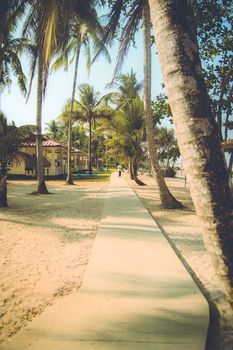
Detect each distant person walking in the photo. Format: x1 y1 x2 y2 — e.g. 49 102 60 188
117 164 122 177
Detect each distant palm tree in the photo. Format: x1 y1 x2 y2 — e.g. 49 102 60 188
45 119 62 141
107 96 146 185
104 71 147 184
52 17 109 184
74 83 112 174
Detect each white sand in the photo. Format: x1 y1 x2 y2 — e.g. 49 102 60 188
129 174 233 350
1 175 233 350
0 180 108 346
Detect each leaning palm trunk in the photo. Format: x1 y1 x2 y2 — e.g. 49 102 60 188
143 2 183 209
149 0 233 299
129 161 134 180
132 159 146 186
66 41 81 185
36 52 49 194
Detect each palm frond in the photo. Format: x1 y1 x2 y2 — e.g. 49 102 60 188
113 0 145 79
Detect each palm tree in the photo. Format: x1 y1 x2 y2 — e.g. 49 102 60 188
0 113 14 207
26 0 102 77
106 96 146 185
142 1 183 208
63 36 81 184
45 119 62 141
23 0 102 190
0 113 33 207
96 1 183 206
0 1 27 95
74 83 112 174
52 16 110 184
148 0 233 300
105 71 147 185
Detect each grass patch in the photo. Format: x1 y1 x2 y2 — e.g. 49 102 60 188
73 172 111 182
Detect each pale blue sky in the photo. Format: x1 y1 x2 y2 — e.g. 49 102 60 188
1 30 164 131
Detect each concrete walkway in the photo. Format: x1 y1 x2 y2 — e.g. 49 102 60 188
7 173 209 350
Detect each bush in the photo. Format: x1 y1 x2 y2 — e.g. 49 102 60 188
163 167 176 177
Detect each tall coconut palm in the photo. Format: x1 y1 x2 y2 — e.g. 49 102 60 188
148 0 233 300
142 1 183 208
24 0 106 189
52 17 110 184
96 0 182 206
23 0 101 190
62 36 81 185
0 1 28 204
23 15 49 194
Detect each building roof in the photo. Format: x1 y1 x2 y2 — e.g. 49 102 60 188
20 138 88 155
21 139 66 148
222 139 233 151
72 148 88 156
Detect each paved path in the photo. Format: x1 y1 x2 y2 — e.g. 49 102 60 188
7 173 209 350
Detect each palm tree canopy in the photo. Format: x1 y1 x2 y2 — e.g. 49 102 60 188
0 1 28 93
94 0 145 77
104 70 143 109
23 0 103 78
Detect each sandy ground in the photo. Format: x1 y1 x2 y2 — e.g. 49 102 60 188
1 174 233 350
129 173 233 350
0 179 108 347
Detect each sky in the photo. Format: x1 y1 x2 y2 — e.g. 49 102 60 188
0 30 164 132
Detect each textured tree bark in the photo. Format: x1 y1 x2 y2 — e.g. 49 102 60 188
149 0 233 300
142 2 183 209
0 177 8 207
129 160 133 180
36 52 49 194
132 160 146 186
66 41 81 185
129 161 134 180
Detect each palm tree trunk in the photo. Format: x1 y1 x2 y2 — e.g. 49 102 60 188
0 158 8 207
0 176 8 207
66 42 81 185
88 117 92 174
129 160 134 180
36 52 49 194
132 159 146 186
149 0 233 299
142 2 183 209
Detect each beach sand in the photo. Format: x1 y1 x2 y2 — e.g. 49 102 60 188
1 174 233 349
129 173 233 350
0 179 108 346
